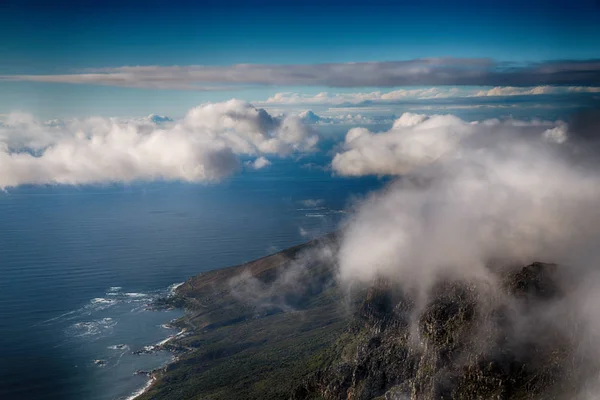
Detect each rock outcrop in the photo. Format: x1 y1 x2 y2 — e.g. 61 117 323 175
295 262 591 400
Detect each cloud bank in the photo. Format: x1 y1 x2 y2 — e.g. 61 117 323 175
331 110 600 395
0 100 317 188
261 88 463 106
334 110 600 293
3 58 600 89
473 85 600 97
331 113 565 176
260 86 600 107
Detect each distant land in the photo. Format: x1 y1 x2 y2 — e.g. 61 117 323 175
137 235 595 400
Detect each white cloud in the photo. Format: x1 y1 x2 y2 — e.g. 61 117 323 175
294 110 394 126
332 112 560 177
543 124 569 144
335 112 600 291
333 110 600 396
248 156 271 170
299 198 324 208
260 88 464 106
298 110 322 123
181 100 317 155
472 85 557 96
473 85 600 97
258 85 600 107
0 100 317 188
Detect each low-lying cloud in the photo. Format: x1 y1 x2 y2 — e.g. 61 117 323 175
334 110 600 302
0 100 317 188
332 113 565 177
331 110 600 396
246 156 271 170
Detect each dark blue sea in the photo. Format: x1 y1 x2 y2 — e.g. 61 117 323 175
0 128 386 400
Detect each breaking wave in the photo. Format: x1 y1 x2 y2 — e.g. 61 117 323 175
66 317 117 338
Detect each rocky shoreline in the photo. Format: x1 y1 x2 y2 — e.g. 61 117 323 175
132 235 345 400
126 293 193 399
127 321 192 399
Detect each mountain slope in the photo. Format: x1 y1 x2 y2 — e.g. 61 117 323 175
138 234 347 400
294 263 587 400
140 237 595 400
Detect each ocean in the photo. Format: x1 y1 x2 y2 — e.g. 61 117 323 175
0 136 386 400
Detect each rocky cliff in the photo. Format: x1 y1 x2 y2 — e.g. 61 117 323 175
294 262 593 400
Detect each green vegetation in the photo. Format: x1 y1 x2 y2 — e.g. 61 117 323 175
138 236 348 400
139 237 589 400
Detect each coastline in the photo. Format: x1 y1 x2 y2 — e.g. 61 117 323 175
126 326 188 400
125 283 189 400
126 233 341 400
124 377 156 400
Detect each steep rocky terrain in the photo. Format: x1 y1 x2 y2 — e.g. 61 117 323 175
140 237 596 400
294 262 591 400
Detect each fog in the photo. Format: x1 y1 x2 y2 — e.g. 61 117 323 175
330 111 600 396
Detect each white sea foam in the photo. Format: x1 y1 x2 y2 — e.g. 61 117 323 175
45 287 157 330
122 376 155 400
38 309 79 325
124 293 147 298
50 282 184 339
108 344 129 351
168 282 184 291
68 317 117 338
91 297 117 304
85 298 118 312
155 337 172 347
155 328 187 347
63 283 185 399
305 213 326 218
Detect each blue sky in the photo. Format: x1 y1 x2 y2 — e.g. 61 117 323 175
1 0 599 117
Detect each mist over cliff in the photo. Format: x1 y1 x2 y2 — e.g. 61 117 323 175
310 110 600 399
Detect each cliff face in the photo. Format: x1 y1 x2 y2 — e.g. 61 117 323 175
295 262 588 400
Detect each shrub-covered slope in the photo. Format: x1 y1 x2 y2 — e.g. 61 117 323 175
140 236 594 400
